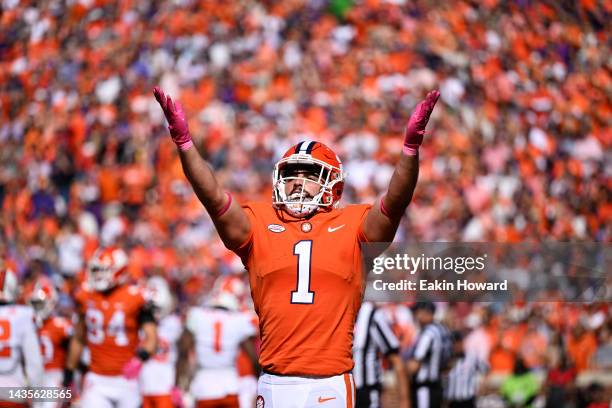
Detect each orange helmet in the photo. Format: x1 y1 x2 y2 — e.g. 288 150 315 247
273 141 345 217
87 247 129 292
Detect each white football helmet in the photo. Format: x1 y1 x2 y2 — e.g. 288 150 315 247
0 266 19 303
206 275 246 311
26 278 58 325
207 292 240 311
87 247 129 292
147 276 174 319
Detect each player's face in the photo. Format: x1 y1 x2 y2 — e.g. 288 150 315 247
453 338 464 355
283 166 322 200
415 309 434 326
89 264 115 292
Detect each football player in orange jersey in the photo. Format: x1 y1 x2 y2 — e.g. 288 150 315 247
154 87 440 407
26 277 73 408
63 247 158 408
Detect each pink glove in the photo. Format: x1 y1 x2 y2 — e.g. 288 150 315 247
153 86 194 151
403 90 440 156
122 357 143 379
170 386 183 407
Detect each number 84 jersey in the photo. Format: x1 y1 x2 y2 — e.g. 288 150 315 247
74 284 147 376
234 201 372 377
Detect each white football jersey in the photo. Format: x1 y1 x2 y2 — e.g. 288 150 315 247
0 305 44 388
140 314 182 395
186 307 256 369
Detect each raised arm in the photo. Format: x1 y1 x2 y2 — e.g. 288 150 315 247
361 90 440 242
175 328 195 390
153 87 250 249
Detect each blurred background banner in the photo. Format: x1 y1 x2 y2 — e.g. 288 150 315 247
362 242 611 303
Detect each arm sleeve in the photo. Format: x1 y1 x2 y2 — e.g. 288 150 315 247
138 303 157 325
22 315 44 387
356 204 374 243
412 329 433 361
371 308 400 356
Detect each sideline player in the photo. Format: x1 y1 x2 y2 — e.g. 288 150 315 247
154 87 440 407
140 276 182 408
176 283 258 407
0 263 44 407
26 277 73 408
209 274 260 408
63 247 157 408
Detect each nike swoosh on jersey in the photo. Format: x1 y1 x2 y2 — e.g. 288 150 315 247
327 225 345 232
318 397 337 403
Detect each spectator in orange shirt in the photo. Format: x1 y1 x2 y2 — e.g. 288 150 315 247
566 324 598 372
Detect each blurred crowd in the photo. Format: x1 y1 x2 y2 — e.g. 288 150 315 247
0 0 610 404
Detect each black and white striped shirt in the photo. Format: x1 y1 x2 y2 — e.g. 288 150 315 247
353 302 400 389
445 353 489 401
411 323 452 385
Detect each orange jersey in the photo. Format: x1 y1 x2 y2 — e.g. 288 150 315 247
38 317 72 370
234 201 371 376
75 285 147 376
236 349 254 377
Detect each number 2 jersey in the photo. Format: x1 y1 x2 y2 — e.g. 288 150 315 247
74 284 149 376
0 304 43 388
233 201 371 376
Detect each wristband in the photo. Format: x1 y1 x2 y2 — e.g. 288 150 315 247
136 348 152 362
62 369 74 387
402 144 419 156
177 139 194 151
215 192 233 217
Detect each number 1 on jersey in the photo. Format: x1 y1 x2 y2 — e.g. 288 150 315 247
291 240 314 304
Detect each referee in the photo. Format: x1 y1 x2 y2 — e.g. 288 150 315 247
353 301 410 408
445 331 489 408
407 301 451 408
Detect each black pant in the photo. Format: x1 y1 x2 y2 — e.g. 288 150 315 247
356 386 381 408
410 383 443 408
449 398 476 408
